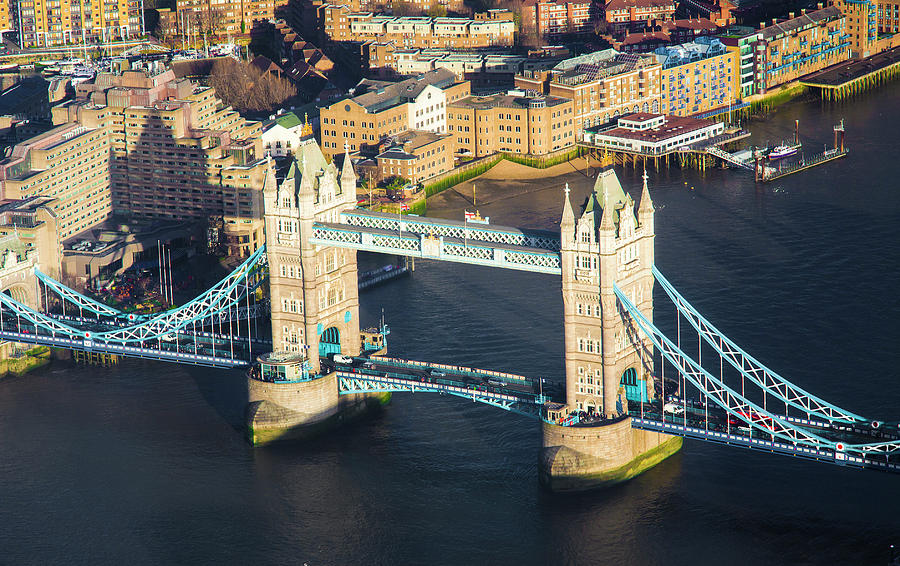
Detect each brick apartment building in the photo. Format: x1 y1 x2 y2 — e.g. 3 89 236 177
0 62 269 245
516 50 662 136
320 6 515 48
319 68 470 156
448 92 575 156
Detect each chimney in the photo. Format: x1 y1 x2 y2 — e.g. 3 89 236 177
760 21 765 28
801 8 807 14
772 18 778 25
817 2 823 8
788 11 795 18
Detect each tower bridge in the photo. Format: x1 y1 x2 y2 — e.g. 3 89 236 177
0 138 897 491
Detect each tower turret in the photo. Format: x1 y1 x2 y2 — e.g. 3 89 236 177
638 168 654 230
340 143 357 205
561 183 575 241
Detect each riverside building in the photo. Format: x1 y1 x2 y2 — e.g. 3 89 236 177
448 92 575 157
320 7 515 48
720 6 850 96
16 0 145 48
654 37 740 116
319 68 470 157
515 50 662 138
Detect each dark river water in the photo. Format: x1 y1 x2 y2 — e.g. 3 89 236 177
1 87 899 566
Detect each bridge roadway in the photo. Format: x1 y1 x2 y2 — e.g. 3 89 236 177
330 355 900 472
0 313 257 368
333 355 551 419
628 398 900 473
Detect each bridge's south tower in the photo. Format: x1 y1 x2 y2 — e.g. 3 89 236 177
540 165 682 491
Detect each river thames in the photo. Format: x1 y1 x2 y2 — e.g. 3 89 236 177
0 86 898 565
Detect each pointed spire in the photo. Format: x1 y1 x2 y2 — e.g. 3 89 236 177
599 197 615 233
299 153 314 192
341 138 356 182
639 167 653 213
561 183 575 229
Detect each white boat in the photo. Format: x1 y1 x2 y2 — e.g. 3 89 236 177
768 143 800 160
464 210 489 224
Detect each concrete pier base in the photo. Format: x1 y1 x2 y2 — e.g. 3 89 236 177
246 372 391 446
539 417 682 492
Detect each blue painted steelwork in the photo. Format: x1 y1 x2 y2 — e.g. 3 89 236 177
630 416 900 473
621 367 647 403
35 269 125 318
309 223 562 274
337 369 544 420
615 284 900 459
339 209 561 251
319 327 341 357
0 246 266 344
652 266 865 423
0 328 248 368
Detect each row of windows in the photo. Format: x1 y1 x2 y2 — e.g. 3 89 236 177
576 302 601 317
281 297 303 314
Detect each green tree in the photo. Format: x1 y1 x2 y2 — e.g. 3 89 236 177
426 2 448 17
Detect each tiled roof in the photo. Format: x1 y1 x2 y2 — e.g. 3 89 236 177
349 68 458 113
760 6 842 40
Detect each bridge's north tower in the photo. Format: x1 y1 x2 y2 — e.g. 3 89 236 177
263 140 361 373
247 139 385 445
541 164 682 491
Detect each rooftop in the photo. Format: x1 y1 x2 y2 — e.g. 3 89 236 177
451 93 569 109
759 6 842 40
346 68 459 113
590 113 718 142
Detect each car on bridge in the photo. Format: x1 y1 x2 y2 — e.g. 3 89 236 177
429 369 446 377
663 402 685 416
333 354 353 364
487 378 506 387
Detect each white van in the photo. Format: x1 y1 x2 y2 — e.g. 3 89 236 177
663 402 685 415
333 354 353 364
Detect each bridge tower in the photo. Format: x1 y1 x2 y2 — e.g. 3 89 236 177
540 164 682 491
247 139 387 446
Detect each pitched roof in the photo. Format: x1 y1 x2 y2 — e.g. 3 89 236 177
348 68 458 113
582 166 628 225
274 112 303 130
760 6 842 40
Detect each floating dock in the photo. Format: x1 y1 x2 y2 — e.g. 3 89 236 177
756 121 847 182
758 148 848 182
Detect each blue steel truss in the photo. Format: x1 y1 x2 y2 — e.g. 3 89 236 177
653 267 865 423
614 284 900 458
0 246 266 346
309 223 562 274
35 269 125 318
337 370 545 419
340 209 561 251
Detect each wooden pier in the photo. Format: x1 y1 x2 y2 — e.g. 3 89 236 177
73 351 119 366
578 128 750 172
800 46 900 101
